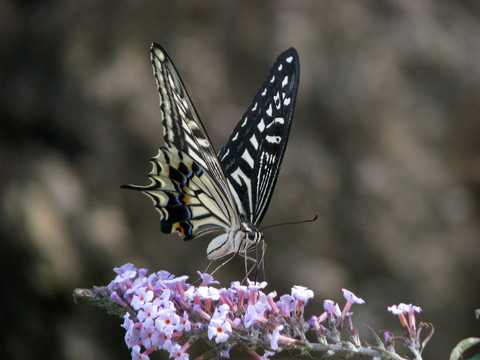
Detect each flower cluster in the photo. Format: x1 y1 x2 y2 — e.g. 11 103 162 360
102 264 435 359
107 264 365 360
386 303 431 357
308 288 365 346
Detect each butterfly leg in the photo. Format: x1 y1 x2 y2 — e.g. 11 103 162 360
200 253 238 285
260 241 267 281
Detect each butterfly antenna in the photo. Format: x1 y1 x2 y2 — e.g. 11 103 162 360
261 214 318 231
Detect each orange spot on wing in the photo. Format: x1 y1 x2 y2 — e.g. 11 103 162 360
174 223 186 237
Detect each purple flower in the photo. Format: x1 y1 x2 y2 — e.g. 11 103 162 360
342 289 364 305
108 264 138 295
340 289 364 321
179 311 192 332
212 303 231 320
277 294 294 316
122 313 141 348
387 304 404 315
131 345 149 360
230 281 248 294
220 347 232 358
197 286 220 301
309 315 321 332
137 302 159 322
140 318 161 349
131 289 154 310
138 268 148 277
247 279 267 304
291 285 314 302
262 350 275 359
323 300 341 318
155 308 180 335
266 291 279 314
197 271 219 285
383 331 394 346
388 303 422 334
231 281 248 310
169 343 189 359
114 263 136 276
247 279 268 291
110 291 130 308
291 285 313 315
244 302 268 328
193 303 211 321
156 270 174 281
183 286 196 302
270 324 284 350
208 318 232 343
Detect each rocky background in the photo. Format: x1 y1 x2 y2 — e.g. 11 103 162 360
1 1 480 359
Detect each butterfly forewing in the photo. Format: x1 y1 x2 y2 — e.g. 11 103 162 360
218 48 299 225
148 44 239 225
150 44 232 202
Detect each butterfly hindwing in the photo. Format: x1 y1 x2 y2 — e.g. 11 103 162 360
218 48 299 225
127 147 232 239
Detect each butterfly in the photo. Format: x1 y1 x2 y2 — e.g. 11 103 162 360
123 43 299 262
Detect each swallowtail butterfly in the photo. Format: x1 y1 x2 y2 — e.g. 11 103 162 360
123 44 299 261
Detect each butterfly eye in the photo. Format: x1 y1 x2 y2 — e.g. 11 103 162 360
248 231 256 240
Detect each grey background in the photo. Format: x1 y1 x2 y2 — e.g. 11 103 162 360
2 1 480 359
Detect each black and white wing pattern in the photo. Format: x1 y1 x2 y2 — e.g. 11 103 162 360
218 47 299 225
123 44 299 261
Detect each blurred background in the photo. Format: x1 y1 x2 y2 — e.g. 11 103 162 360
1 1 480 359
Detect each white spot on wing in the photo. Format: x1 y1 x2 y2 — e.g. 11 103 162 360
250 134 258 149
230 168 253 214
251 102 258 111
232 133 239 141
266 117 284 128
226 178 246 217
266 135 281 143
261 88 267 96
266 104 272 117
198 138 210 148
220 148 230 160
273 93 280 108
278 64 283 71
242 149 254 168
282 76 289 87
286 56 293 63
231 168 244 185
283 97 291 106
257 119 265 132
